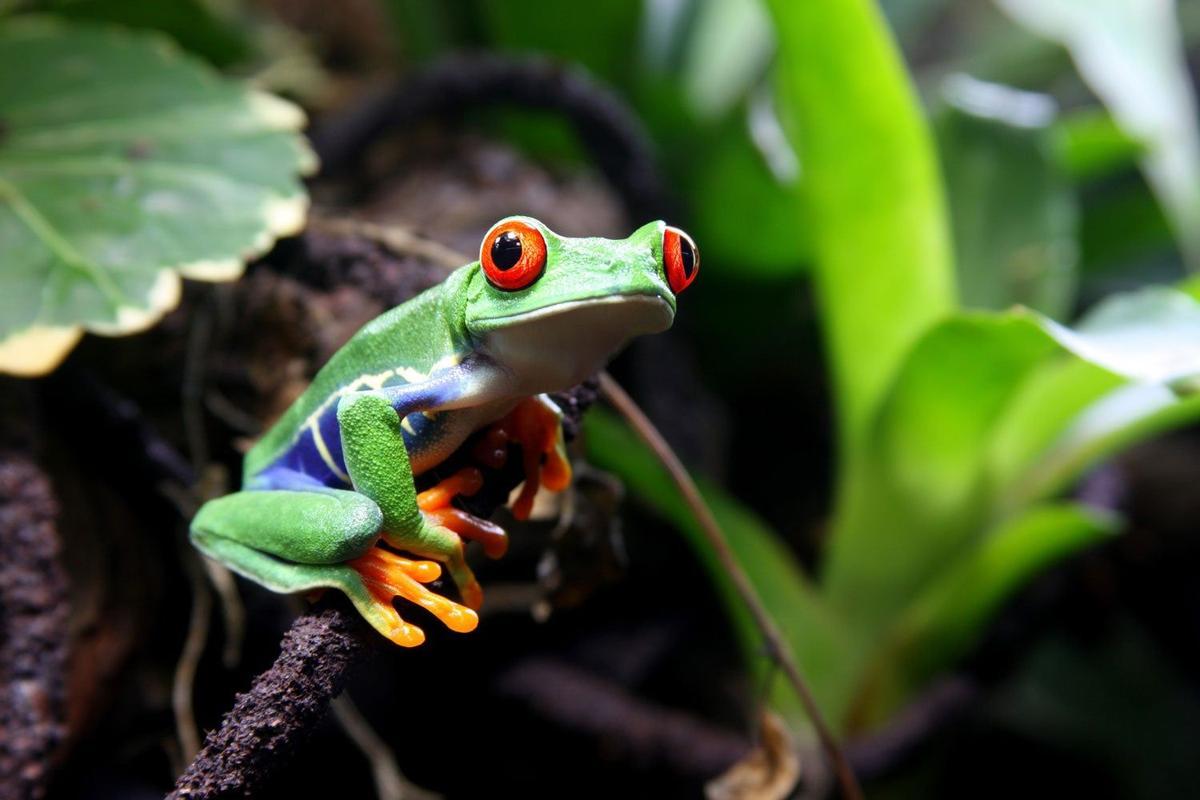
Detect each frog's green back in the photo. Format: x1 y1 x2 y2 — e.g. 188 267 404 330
243 266 475 480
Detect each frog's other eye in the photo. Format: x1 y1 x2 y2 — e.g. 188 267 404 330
481 219 547 291
663 226 699 294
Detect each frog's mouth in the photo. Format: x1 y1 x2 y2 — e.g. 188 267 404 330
475 293 674 391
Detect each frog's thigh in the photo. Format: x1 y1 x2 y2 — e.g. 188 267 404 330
191 488 382 565
336 392 423 534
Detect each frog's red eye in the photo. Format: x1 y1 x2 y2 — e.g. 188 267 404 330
480 219 547 291
663 226 699 294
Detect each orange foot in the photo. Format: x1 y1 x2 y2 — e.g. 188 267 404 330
417 466 509 559
472 396 572 520
348 545 479 647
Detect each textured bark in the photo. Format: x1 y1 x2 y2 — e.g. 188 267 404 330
0 455 69 800
169 606 371 799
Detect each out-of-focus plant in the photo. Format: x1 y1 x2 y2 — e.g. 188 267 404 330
0 15 314 375
580 0 1200 745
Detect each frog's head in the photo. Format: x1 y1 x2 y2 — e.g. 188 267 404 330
464 216 698 391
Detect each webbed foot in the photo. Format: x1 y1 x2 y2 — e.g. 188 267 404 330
348 545 479 647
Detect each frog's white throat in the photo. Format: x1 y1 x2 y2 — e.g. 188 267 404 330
480 294 673 393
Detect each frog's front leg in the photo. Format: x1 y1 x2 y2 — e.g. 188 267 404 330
337 392 485 610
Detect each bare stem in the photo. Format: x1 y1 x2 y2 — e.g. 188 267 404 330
597 371 863 800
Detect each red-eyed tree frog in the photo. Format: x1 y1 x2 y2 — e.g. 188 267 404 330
191 216 699 646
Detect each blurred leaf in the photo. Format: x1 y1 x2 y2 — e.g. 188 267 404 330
765 0 956 466
854 503 1118 728
996 258 1200 510
997 0 1200 269
1079 172 1176 275
681 0 773 121
706 710 800 800
681 111 808 276
880 0 951 43
1038 286 1200 385
0 18 314 375
1052 109 1144 181
937 74 1079 317
985 358 1122 508
473 0 643 89
582 409 858 731
37 0 252 67
825 286 1200 640
823 314 1057 638
1005 383 1200 511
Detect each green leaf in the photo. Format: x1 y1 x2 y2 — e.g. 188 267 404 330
997 0 1200 268
984 358 1123 509
822 314 1059 639
679 110 809 277
852 503 1118 728
473 0 643 90
1037 286 1200 386
764 0 956 468
936 74 1079 317
582 409 858 732
1003 383 1200 511
0 17 314 376
1052 109 1145 181
679 0 773 121
825 286 1200 649
36 0 254 67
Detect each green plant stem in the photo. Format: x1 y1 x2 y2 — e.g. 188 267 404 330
597 371 862 800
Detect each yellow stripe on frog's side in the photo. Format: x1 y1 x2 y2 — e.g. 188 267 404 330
310 421 351 483
295 353 463 478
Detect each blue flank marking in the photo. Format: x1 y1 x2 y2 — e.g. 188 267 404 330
262 427 351 489
317 403 346 471
253 401 449 492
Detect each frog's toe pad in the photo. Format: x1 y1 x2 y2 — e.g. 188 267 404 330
349 546 479 643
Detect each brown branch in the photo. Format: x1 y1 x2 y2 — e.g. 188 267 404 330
496 657 750 781
597 372 864 800
169 604 374 799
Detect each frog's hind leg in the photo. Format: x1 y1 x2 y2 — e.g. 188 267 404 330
191 488 477 646
338 392 485 610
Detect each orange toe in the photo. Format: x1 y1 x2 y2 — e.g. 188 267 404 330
350 545 479 641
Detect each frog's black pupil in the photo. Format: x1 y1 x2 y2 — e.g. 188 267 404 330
491 232 523 270
680 239 696 278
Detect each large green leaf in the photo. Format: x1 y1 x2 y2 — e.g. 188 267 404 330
0 17 314 375
825 287 1200 643
997 0 1200 268
822 314 1058 639
937 74 1079 318
764 0 956 474
851 503 1118 728
582 409 858 732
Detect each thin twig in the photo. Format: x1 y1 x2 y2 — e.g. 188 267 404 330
331 694 440 800
597 372 863 800
173 545 213 763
